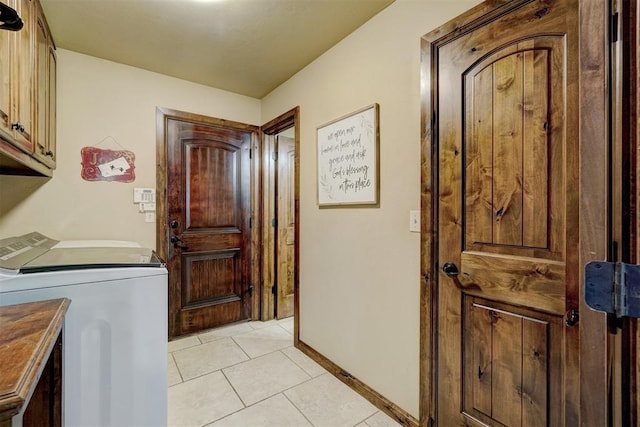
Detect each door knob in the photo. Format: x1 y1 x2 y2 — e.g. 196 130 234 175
442 262 459 277
565 309 579 327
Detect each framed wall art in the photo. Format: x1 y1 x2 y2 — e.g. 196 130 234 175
316 103 379 207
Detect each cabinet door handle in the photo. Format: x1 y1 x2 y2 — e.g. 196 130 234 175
45 151 54 157
11 122 24 132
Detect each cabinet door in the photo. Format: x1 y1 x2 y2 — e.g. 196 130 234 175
34 6 54 167
12 0 34 153
0 0 12 140
47 44 56 168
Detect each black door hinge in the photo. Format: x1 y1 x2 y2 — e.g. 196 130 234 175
611 12 619 43
272 218 277 228
586 261 640 318
248 284 254 296
271 284 277 295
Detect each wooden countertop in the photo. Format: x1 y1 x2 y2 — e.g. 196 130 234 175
0 298 70 420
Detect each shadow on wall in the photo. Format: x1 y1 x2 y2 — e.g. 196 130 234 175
0 175 49 218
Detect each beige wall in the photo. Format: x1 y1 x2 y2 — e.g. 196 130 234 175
0 50 261 248
261 0 480 417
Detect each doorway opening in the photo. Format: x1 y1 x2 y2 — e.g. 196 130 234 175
260 107 300 337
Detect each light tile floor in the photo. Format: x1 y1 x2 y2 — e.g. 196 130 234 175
168 317 402 427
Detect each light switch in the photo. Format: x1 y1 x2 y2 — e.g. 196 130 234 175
409 210 420 233
145 212 156 223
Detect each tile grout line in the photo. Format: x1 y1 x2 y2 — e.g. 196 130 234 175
203 350 314 427
170 320 337 426
281 391 317 427
218 348 316 408
275 320 294 334
229 335 254 360
282 372 382 427
203 347 322 415
169 351 185 384
168 338 247 387
220 368 250 409
279 347 324 378
167 340 200 353
169 339 294 389
170 320 258 350
198 323 264 342
354 411 377 427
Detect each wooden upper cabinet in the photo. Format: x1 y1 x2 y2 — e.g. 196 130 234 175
0 0 56 175
33 0 55 168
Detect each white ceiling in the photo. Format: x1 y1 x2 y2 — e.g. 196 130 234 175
39 0 395 99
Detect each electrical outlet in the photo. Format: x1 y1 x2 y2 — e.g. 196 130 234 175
409 210 420 232
144 212 156 223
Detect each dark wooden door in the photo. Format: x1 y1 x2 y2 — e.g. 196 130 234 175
432 1 583 425
276 135 295 319
166 117 252 338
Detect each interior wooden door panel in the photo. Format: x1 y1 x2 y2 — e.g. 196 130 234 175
429 1 582 425
463 297 563 426
276 135 295 319
182 250 240 306
465 39 562 254
166 118 252 337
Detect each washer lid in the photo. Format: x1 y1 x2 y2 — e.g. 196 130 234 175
53 240 141 248
20 247 164 273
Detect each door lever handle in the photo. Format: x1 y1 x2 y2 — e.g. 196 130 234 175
442 262 481 292
170 235 188 250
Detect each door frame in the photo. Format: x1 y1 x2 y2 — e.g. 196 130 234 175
612 0 640 422
155 107 261 337
419 1 609 425
259 107 300 329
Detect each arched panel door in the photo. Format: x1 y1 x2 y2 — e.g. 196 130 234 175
430 1 584 425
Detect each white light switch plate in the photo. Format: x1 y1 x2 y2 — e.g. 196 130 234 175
144 212 156 223
409 210 420 232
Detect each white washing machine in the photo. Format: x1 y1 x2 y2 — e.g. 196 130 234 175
0 232 168 427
